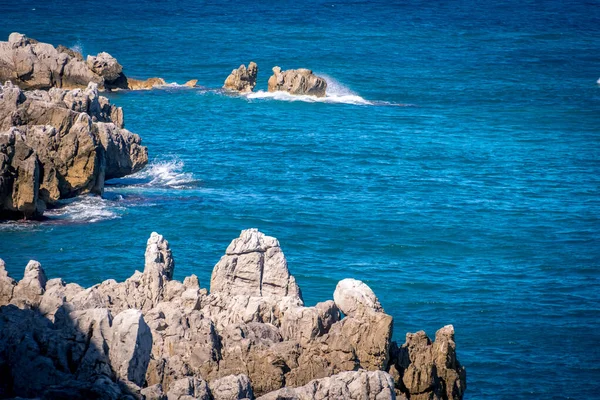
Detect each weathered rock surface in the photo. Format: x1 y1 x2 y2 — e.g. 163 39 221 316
257 370 396 400
224 62 258 93
0 33 196 92
388 326 467 400
334 278 384 317
267 66 327 97
0 229 466 399
0 81 148 219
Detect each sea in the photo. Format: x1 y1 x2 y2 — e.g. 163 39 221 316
1 0 599 398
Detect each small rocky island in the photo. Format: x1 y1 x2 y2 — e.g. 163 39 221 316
0 229 466 399
223 63 327 98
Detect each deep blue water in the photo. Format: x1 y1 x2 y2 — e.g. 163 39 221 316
1 0 599 398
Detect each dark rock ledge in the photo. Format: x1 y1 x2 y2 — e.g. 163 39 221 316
0 229 466 399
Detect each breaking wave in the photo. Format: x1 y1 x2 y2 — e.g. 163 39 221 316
44 195 125 223
108 159 199 189
246 74 373 105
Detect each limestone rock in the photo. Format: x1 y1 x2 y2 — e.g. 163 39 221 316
210 228 302 300
0 128 42 218
393 325 466 400
127 77 167 90
0 258 16 305
333 278 383 317
166 377 210 400
0 81 148 219
209 374 253 400
184 79 198 88
86 52 123 82
11 260 47 308
109 309 153 387
267 67 327 97
257 370 396 400
223 62 257 93
0 231 466 400
0 33 111 90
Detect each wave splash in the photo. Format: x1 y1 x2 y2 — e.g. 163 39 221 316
44 195 124 223
109 159 199 189
246 75 373 105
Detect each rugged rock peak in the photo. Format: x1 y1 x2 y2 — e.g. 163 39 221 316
223 62 258 93
391 325 467 400
267 66 327 97
144 232 175 279
211 229 302 300
0 232 466 399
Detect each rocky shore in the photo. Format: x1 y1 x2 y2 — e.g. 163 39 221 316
0 33 189 91
0 81 147 219
0 229 466 399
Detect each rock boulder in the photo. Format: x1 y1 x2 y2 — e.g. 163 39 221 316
267 66 327 97
223 62 258 93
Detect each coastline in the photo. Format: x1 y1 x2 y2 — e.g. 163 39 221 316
0 229 466 399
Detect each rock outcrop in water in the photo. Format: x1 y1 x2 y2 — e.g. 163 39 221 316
223 62 258 93
0 81 148 219
0 229 466 399
0 33 194 91
267 67 327 97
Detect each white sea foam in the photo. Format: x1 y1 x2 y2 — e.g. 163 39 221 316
117 159 199 188
44 195 124 223
246 74 373 105
70 41 84 56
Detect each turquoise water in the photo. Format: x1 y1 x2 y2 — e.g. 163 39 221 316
1 1 599 398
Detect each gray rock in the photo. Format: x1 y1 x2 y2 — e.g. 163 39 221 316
209 374 253 400
167 377 210 400
86 52 123 82
333 278 383 318
267 67 327 97
223 62 258 93
12 260 47 308
109 309 153 387
0 258 16 305
210 228 302 300
257 370 396 400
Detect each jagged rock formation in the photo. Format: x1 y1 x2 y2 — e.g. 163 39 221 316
267 67 327 97
0 229 466 399
223 62 258 93
0 33 195 91
0 81 148 219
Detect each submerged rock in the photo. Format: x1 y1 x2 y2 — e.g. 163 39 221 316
267 66 327 97
223 62 258 93
0 81 148 219
126 77 167 90
0 229 466 399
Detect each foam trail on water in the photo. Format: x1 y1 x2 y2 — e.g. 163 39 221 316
45 195 124 223
109 159 199 188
